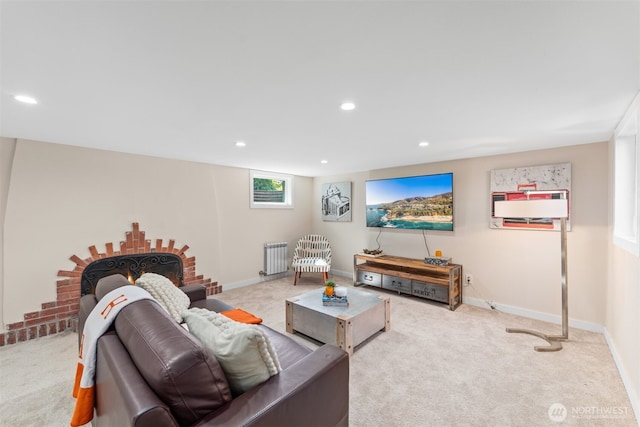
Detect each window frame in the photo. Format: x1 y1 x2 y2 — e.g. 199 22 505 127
250 170 294 209
613 93 640 256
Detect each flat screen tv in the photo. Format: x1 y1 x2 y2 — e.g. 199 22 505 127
365 173 453 231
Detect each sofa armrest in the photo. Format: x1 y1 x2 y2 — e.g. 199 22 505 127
78 294 98 348
95 334 179 427
181 284 207 303
182 284 236 313
195 344 349 427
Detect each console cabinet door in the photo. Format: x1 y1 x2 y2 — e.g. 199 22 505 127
357 270 382 287
382 275 412 294
412 280 448 303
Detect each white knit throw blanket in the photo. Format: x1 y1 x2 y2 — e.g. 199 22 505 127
135 272 190 323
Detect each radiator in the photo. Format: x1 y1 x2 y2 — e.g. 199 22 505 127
263 242 288 275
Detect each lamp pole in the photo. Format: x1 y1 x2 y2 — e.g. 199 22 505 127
503 189 569 352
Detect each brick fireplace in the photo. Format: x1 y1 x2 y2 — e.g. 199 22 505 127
0 223 220 347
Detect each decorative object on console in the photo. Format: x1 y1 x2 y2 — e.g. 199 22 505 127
425 249 451 265
424 256 451 266
494 189 570 352
362 248 383 256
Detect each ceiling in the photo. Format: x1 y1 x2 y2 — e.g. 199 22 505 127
1 1 638 177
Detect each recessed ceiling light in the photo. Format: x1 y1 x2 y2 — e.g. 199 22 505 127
235 141 246 147
340 102 355 111
320 160 328 164
419 141 430 147
14 95 38 104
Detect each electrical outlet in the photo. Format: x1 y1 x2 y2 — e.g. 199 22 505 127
464 273 473 286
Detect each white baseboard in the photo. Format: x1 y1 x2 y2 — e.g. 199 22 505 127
604 328 640 426
462 296 604 333
222 271 291 291
221 269 352 291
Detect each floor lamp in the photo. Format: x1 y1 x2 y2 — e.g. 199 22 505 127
494 190 569 352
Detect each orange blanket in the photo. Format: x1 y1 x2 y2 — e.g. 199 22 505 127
220 308 263 324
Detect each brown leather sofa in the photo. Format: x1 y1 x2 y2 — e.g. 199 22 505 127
78 275 350 426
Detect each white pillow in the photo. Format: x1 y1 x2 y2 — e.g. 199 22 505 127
135 273 190 323
183 307 281 396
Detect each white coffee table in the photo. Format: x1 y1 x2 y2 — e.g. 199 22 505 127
285 287 390 356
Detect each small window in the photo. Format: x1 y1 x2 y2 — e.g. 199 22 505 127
250 170 294 209
613 93 640 256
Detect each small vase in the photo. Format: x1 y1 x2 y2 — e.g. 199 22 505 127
325 286 334 297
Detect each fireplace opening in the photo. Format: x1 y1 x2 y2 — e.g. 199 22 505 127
81 252 184 296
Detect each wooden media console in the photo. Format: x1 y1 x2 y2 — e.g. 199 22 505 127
353 254 462 310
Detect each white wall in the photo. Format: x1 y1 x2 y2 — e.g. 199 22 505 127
0 138 17 332
314 142 609 329
601 12 640 418
606 98 640 418
1 139 312 327
210 164 313 287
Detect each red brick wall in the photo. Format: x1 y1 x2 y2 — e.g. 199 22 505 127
0 223 220 347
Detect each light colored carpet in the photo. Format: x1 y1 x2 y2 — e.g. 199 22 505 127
0 329 78 426
0 275 636 427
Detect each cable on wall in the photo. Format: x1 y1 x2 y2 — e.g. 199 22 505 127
421 229 432 257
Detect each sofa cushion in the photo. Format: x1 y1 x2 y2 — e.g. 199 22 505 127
256 324 313 369
135 272 190 322
183 308 282 396
115 299 232 426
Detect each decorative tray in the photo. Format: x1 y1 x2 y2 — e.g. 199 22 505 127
358 252 385 258
424 256 452 266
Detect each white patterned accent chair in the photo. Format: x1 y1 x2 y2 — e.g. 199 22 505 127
291 235 332 285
